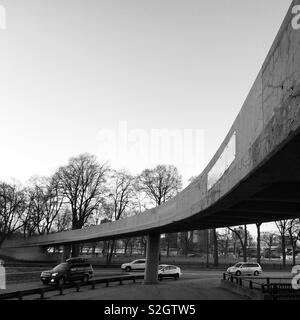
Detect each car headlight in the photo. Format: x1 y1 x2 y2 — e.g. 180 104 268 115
51 273 58 277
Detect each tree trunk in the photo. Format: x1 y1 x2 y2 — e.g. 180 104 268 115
92 243 96 256
288 229 297 266
107 240 115 265
130 242 133 256
206 230 210 268
213 229 219 266
282 235 286 268
143 240 147 257
256 223 261 264
166 235 170 257
224 237 229 259
243 225 248 262
292 241 297 266
124 240 128 256
102 241 107 256
71 244 80 257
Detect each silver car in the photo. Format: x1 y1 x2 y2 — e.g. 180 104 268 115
158 264 182 280
227 262 262 276
121 259 146 272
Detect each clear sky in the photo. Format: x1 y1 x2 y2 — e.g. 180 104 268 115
0 0 292 192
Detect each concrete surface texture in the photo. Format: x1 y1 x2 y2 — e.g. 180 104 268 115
1 1 300 257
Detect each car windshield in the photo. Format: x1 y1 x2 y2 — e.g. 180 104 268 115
52 263 68 272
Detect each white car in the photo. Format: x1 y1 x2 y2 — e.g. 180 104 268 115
158 264 182 281
121 259 146 272
227 262 262 276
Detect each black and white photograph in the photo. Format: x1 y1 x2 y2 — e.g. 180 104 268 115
1 0 300 311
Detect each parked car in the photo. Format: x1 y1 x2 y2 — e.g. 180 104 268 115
121 259 146 272
40 258 94 286
227 262 262 276
158 264 182 281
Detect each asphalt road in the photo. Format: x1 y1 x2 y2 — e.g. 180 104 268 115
0 269 293 300
2 268 127 293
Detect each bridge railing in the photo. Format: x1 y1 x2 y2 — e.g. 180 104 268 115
223 273 300 300
0 274 145 300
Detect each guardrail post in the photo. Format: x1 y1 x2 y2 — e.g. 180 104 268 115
223 273 226 280
266 278 270 293
230 275 233 283
106 280 109 287
133 277 136 284
76 284 80 292
119 280 123 285
272 285 278 301
249 281 253 289
59 286 64 296
40 289 45 300
91 282 95 290
239 278 242 286
18 292 23 300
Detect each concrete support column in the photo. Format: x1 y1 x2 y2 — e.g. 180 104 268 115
61 245 71 262
144 232 160 285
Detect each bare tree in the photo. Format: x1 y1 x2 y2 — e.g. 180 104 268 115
54 154 108 256
137 165 182 259
105 170 136 264
0 183 26 246
25 177 64 235
137 165 182 206
212 229 219 266
228 225 248 262
275 220 288 267
218 229 231 259
256 223 262 264
54 208 72 232
287 219 300 266
178 231 194 256
261 232 277 260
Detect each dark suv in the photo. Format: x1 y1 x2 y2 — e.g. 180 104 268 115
40 257 94 286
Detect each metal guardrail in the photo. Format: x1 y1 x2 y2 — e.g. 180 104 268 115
0 274 145 300
223 273 300 300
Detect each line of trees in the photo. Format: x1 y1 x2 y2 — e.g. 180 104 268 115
0 153 184 259
215 220 300 267
1 153 300 265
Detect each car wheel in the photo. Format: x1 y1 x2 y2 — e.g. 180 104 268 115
235 271 241 277
174 274 179 280
254 271 259 276
82 275 89 283
57 277 65 287
42 280 49 285
125 266 131 272
158 275 162 281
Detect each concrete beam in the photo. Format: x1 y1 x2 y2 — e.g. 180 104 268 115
144 233 160 285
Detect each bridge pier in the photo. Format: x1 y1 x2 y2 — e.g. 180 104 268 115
61 245 71 262
144 232 160 285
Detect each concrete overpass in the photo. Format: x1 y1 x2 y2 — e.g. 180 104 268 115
1 1 300 284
